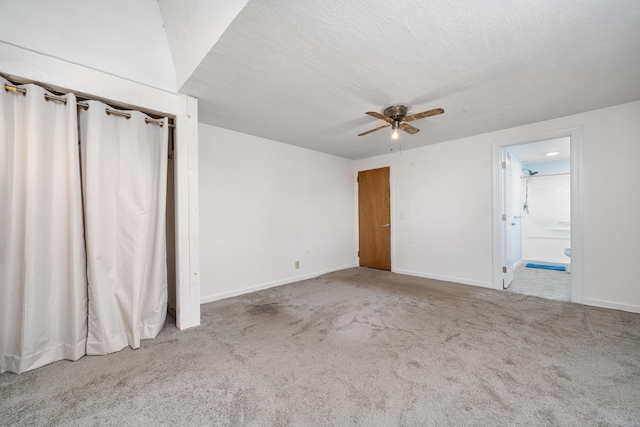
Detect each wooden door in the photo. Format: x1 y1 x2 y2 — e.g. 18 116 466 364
358 167 391 270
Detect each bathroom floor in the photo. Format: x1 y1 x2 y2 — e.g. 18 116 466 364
506 263 571 302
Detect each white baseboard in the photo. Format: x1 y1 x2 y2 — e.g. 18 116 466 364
200 263 359 304
582 298 640 314
512 259 525 270
393 268 493 289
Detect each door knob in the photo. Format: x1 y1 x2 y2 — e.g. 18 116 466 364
382 224 390 228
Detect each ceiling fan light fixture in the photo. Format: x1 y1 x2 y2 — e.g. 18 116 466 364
391 121 399 140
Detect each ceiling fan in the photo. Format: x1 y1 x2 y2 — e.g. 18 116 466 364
357 105 444 139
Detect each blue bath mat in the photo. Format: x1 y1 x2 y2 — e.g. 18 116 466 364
526 263 566 271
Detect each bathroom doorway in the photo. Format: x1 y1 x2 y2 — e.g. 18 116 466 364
500 137 572 302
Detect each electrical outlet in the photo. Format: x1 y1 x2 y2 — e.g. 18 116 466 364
295 261 300 270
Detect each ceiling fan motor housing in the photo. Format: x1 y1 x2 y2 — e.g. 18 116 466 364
383 105 408 121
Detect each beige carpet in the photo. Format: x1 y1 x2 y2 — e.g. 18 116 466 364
2 267 640 425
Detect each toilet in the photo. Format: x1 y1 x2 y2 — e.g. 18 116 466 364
564 248 571 273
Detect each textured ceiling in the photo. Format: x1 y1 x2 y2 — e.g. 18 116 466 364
181 0 640 160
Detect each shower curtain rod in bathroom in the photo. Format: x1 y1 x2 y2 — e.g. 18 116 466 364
4 83 175 128
521 172 569 179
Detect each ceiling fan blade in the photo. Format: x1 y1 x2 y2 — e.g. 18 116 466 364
365 111 394 123
399 122 420 135
358 124 390 136
404 108 445 122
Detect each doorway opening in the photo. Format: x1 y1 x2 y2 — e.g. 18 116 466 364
500 137 571 302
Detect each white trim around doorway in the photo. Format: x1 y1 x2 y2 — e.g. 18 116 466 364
491 127 583 304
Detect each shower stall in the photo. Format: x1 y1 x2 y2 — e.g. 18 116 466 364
521 167 571 269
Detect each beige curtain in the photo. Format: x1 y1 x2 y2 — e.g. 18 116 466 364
80 101 168 355
0 78 87 374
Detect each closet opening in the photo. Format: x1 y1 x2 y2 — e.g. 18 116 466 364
166 123 177 320
2 73 182 373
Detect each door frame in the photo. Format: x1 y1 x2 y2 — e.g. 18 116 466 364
173 95 201 330
491 127 583 304
355 163 395 272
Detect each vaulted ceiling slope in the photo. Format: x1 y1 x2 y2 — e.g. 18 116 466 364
0 0 177 91
0 0 248 93
1 1 639 160
181 0 640 159
158 0 249 89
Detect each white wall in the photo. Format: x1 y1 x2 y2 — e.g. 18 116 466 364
355 100 640 313
577 101 640 311
356 139 494 287
198 124 357 302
